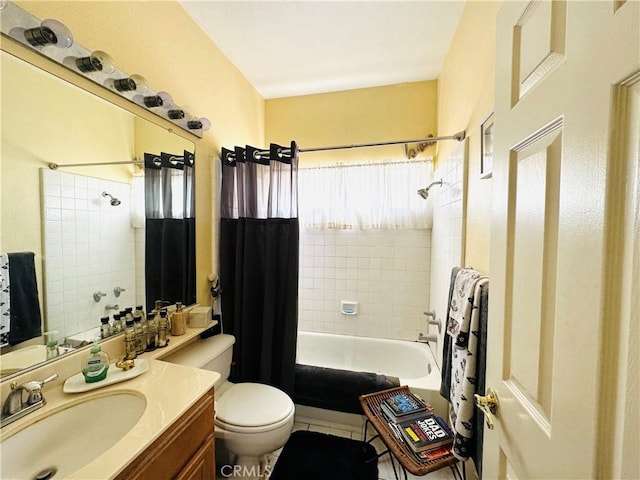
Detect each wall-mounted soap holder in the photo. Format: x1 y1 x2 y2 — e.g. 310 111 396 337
341 301 358 316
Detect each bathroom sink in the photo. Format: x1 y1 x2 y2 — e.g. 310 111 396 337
0 392 146 479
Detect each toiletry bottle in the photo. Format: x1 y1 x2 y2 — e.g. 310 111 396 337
145 311 158 351
157 309 169 348
170 302 187 336
100 316 111 339
81 340 110 383
134 305 145 331
124 319 137 360
134 304 145 319
45 331 59 360
133 315 145 355
112 313 123 334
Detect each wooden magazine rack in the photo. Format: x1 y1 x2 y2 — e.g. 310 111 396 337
359 386 459 477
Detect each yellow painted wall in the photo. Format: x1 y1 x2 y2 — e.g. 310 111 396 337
437 1 502 275
134 117 194 161
266 81 437 164
7 1 265 305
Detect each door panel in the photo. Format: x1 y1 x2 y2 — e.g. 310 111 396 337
485 1 639 478
508 123 561 425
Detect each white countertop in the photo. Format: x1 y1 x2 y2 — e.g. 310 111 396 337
0 326 220 479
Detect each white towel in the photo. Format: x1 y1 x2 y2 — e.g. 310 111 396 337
1 253 10 347
449 277 489 461
446 268 487 349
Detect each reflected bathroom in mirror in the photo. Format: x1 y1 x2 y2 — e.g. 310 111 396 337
0 50 195 378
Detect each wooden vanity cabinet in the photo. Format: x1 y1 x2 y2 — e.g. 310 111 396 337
115 387 215 480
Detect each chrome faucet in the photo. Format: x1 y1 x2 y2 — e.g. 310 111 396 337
418 332 438 343
1 373 58 428
423 310 442 333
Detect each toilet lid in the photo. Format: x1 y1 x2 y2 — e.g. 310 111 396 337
216 383 294 428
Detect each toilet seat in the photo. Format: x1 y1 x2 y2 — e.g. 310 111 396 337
215 383 294 434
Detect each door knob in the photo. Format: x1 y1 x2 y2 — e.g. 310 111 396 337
474 388 499 430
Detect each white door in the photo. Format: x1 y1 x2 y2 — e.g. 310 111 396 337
484 1 639 478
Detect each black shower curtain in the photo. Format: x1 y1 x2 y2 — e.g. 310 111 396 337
145 151 196 310
219 142 299 394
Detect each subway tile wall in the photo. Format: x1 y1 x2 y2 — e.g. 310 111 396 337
41 169 137 340
428 139 467 367
298 228 432 341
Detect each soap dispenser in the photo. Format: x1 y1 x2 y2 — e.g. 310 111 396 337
81 340 110 383
45 331 59 360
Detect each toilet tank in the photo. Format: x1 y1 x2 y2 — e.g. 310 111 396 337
162 334 235 386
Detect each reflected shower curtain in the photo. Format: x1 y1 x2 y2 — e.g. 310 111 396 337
219 142 299 394
145 151 196 310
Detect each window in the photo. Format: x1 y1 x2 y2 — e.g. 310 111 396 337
298 159 433 229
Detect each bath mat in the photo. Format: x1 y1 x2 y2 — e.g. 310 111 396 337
270 430 378 480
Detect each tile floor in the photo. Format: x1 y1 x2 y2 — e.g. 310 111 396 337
258 418 458 480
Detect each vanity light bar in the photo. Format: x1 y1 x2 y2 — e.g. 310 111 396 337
0 1 210 138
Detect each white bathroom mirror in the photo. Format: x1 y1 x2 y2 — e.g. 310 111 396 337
0 48 194 378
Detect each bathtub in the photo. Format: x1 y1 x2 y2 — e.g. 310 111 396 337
296 331 448 418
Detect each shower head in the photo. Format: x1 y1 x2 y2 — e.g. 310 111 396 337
417 179 443 199
102 191 121 206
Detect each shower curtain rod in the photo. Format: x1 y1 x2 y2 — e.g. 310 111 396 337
297 130 466 154
48 155 186 170
231 130 466 161
48 160 143 170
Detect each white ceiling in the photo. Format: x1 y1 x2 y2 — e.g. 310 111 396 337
180 1 465 99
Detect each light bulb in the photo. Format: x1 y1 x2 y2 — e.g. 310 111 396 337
168 108 185 120
107 74 148 94
75 50 115 74
139 91 173 108
23 19 73 48
187 117 211 131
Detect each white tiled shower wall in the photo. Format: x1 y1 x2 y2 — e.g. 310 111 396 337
297 143 466 345
41 169 139 340
298 228 432 341
428 140 467 366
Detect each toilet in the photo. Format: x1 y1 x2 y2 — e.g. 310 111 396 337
162 334 295 472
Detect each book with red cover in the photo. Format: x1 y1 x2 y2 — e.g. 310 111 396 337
413 446 453 462
398 414 454 453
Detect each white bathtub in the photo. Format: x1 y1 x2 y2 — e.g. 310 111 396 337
296 331 448 418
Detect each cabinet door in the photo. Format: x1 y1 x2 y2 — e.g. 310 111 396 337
176 435 215 480
115 388 214 480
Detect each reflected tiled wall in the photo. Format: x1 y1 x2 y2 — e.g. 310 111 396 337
298 229 432 341
41 169 137 340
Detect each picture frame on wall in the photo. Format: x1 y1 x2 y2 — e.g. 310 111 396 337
480 112 494 179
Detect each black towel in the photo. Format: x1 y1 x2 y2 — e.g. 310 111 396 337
8 252 42 345
439 266 460 400
294 364 399 414
472 283 489 477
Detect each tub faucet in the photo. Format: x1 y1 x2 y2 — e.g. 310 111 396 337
1 373 58 428
418 332 438 343
423 311 442 333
